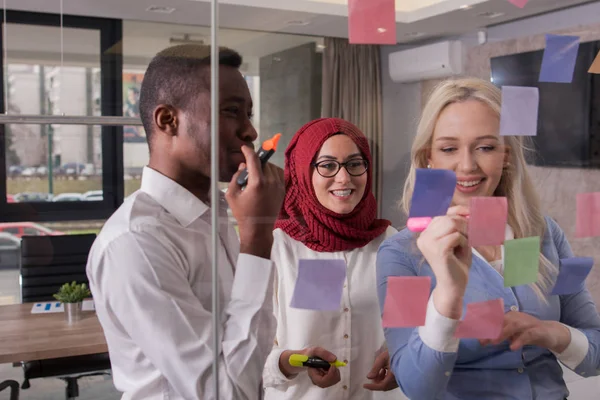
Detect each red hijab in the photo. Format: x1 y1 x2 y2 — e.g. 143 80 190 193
275 118 391 252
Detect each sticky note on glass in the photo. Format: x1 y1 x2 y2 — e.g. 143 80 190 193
469 197 508 246
576 192 600 238
589 51 600 74
504 236 540 287
551 257 594 295
507 0 528 8
290 259 346 311
499 86 539 136
455 298 505 339
382 276 431 328
409 169 457 218
348 0 396 45
539 34 580 83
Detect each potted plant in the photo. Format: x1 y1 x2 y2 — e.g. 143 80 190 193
54 281 91 323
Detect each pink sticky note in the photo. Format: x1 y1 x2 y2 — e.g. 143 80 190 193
469 197 508 246
348 0 396 45
455 299 505 339
576 192 600 238
382 276 430 328
507 0 528 8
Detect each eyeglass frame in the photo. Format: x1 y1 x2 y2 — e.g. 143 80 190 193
311 159 369 178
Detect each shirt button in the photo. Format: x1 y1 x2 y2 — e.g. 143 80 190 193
343 385 348 390
518 368 524 373
344 334 349 339
444 371 451 377
344 284 347 288
344 359 348 364
510 305 518 311
344 308 349 312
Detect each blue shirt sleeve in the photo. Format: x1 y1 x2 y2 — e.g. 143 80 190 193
547 217 600 376
376 236 459 400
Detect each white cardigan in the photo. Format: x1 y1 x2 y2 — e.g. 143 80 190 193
263 227 407 400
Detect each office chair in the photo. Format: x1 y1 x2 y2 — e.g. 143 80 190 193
0 380 19 400
18 234 111 400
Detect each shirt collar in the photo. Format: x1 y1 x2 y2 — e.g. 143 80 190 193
140 166 215 227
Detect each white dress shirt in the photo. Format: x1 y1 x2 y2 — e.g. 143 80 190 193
87 167 276 400
263 227 407 400
420 225 588 369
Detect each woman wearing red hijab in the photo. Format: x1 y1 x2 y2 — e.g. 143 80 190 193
262 118 405 399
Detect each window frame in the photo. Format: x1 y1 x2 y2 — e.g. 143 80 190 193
0 10 124 222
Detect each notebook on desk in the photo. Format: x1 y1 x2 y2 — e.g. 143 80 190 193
31 300 95 314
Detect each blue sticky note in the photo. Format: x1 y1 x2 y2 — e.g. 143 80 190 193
290 259 346 311
409 169 457 218
539 34 580 83
550 257 594 295
45 303 51 311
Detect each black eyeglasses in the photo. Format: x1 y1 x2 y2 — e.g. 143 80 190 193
312 159 369 178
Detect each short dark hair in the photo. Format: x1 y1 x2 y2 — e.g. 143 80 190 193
139 44 243 150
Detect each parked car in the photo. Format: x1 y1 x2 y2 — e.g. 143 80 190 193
0 222 64 238
82 190 103 201
0 232 20 270
14 192 53 202
52 193 84 202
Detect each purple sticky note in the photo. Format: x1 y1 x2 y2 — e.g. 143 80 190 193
455 298 505 339
409 169 456 218
500 86 539 136
290 259 346 311
539 34 580 83
550 257 594 295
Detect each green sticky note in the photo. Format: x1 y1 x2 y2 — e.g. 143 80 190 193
504 236 540 287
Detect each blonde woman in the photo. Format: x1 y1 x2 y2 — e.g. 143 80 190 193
376 78 600 400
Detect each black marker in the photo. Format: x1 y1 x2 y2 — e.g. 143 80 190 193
236 133 282 187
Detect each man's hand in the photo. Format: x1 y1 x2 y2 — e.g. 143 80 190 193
226 145 285 259
363 350 398 391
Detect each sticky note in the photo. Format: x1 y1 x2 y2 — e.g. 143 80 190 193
382 276 431 328
539 34 580 83
504 236 540 287
589 51 600 74
576 192 600 238
455 298 505 339
551 257 594 295
499 86 539 136
348 0 396 45
469 197 508 246
290 259 346 311
409 169 457 218
507 0 528 8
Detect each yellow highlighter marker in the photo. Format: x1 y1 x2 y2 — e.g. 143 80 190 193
289 354 347 370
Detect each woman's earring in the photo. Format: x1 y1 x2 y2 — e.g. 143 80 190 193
427 164 432 169
503 162 510 169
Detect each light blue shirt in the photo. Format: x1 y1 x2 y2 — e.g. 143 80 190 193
376 217 600 400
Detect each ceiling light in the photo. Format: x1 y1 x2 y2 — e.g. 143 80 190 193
146 5 176 14
460 5 472 10
476 11 505 19
286 20 310 26
316 44 326 50
169 34 205 45
377 28 387 33
404 32 425 38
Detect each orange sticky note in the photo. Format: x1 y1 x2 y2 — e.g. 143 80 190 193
455 299 505 339
589 51 600 74
576 192 600 238
469 197 508 246
348 0 396 45
382 276 430 328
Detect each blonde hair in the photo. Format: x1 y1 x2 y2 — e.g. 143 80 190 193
402 77 556 299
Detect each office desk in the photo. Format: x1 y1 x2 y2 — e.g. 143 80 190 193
0 303 107 364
